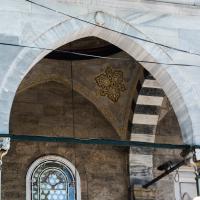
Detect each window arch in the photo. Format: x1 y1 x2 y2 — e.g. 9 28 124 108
26 155 81 200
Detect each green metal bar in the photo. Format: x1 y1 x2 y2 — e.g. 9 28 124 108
0 134 198 149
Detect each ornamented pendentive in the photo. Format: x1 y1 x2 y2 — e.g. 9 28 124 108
95 66 126 102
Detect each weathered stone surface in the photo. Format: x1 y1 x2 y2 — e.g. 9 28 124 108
0 2 200 199
0 1 200 144
152 96 184 200
15 52 140 139
5 80 129 200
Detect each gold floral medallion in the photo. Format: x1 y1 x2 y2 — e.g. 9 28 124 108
95 66 126 102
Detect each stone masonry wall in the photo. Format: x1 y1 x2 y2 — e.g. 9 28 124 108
4 81 129 200
153 96 183 200
132 95 183 200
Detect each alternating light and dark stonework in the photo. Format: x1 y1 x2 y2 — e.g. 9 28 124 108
129 71 165 187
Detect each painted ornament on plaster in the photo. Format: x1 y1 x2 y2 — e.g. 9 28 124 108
95 66 126 103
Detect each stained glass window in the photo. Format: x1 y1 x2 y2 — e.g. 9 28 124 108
31 159 76 200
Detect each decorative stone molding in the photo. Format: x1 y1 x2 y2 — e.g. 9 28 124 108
173 166 197 200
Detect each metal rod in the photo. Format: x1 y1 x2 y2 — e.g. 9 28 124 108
0 134 195 149
196 175 200 196
142 159 186 188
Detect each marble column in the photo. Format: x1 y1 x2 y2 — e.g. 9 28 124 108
0 137 10 200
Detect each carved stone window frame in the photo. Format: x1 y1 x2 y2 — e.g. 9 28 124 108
173 166 197 200
26 155 81 200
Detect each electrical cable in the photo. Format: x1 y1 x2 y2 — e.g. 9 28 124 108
144 0 200 7
69 45 78 199
0 42 129 61
26 0 200 57
0 42 200 68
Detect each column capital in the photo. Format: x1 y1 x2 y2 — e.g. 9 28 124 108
0 137 10 151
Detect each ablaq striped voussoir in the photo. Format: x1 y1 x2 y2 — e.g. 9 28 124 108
129 71 165 185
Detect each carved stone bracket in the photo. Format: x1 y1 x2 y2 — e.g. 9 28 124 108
0 137 10 152
0 137 10 162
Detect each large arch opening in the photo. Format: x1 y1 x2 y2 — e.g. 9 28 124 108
7 37 137 200
0 13 194 145
3 35 193 200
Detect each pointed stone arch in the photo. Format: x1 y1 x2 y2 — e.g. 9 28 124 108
0 11 195 144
